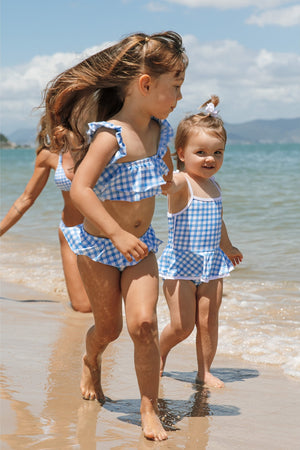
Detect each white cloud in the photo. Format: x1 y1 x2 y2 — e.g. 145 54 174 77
247 4 300 26
164 0 297 10
146 2 168 11
172 35 300 125
0 36 299 134
0 44 111 133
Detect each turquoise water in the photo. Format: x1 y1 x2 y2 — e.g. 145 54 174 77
1 145 300 379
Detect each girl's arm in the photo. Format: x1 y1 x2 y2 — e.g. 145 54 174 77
220 218 243 266
0 149 52 236
70 130 148 262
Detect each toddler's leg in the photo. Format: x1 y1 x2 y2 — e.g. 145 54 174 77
122 253 167 441
195 278 224 388
159 279 197 375
77 256 123 402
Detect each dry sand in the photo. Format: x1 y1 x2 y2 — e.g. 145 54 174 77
1 280 299 449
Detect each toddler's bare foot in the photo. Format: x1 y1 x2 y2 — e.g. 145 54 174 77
142 411 168 441
80 356 105 403
196 372 225 388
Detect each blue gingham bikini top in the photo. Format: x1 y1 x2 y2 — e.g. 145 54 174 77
54 153 72 192
87 118 173 202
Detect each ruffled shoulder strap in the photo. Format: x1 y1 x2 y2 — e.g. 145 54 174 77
87 121 127 164
155 119 174 159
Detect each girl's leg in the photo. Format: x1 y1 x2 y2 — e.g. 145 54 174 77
121 253 167 441
58 229 92 313
77 255 123 402
195 278 224 388
159 279 197 375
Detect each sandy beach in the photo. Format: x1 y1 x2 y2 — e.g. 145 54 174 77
0 280 299 449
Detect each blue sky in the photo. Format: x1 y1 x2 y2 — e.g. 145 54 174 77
1 0 300 134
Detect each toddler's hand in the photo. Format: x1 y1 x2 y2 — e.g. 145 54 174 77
226 247 243 266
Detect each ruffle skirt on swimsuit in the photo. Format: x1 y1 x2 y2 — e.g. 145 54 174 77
60 221 162 270
158 246 234 283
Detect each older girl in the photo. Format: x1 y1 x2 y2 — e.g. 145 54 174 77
0 116 91 312
43 31 188 440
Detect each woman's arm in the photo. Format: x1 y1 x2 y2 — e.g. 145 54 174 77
0 150 53 236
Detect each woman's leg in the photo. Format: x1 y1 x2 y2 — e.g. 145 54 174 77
121 253 167 441
77 255 123 402
58 228 92 313
195 278 224 388
159 279 197 375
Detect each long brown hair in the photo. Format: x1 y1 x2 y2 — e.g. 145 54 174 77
41 31 188 165
35 114 50 155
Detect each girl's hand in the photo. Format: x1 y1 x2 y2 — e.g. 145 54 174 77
111 230 149 262
226 247 243 266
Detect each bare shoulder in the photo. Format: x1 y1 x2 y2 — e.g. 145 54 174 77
213 178 221 191
35 149 58 169
82 128 119 173
91 127 119 152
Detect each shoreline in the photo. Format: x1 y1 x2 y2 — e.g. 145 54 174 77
1 280 299 449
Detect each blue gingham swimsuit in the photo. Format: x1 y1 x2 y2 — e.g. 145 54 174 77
158 174 234 284
53 153 74 234
54 153 72 192
61 118 173 270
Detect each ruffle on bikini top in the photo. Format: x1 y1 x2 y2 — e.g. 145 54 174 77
87 118 173 202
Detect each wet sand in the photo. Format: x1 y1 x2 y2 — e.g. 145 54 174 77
0 280 299 449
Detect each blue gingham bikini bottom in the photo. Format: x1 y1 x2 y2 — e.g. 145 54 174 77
60 220 162 271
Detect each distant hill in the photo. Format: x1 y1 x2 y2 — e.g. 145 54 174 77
7 128 37 147
225 118 300 144
0 133 16 148
2 117 300 147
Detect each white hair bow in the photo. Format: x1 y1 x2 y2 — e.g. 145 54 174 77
204 102 219 117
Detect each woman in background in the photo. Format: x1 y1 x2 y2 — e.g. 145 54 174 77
0 116 91 313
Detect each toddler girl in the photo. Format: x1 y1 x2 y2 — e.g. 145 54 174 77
159 96 243 388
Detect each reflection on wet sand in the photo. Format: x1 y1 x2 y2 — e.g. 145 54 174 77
2 286 298 449
0 295 240 449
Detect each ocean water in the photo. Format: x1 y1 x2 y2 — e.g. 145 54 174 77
1 145 300 379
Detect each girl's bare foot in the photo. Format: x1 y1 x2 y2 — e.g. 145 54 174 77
80 356 106 403
141 411 168 441
196 371 225 388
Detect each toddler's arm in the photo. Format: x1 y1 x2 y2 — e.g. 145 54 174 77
220 220 243 266
161 170 186 196
162 147 174 182
161 147 174 195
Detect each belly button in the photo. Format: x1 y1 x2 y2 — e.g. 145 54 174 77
134 220 141 228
